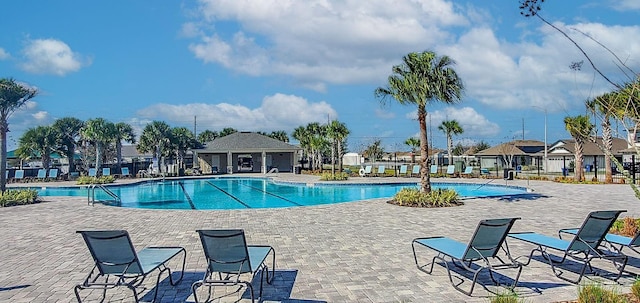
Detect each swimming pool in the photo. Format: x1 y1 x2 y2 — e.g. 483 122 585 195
35 178 528 210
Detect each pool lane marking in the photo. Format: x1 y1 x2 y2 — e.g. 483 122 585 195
205 181 252 209
177 181 197 210
240 184 303 206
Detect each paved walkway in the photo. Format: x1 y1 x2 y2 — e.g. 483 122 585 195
1 174 639 302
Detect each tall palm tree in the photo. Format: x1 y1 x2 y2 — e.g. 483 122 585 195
375 51 464 193
17 125 57 169
292 126 311 170
81 118 117 170
171 127 197 170
438 120 464 165
197 129 218 143
113 122 136 173
564 115 594 182
586 92 622 183
52 117 84 174
404 137 420 163
218 127 237 137
138 121 173 174
0 78 38 192
326 120 349 174
306 122 326 171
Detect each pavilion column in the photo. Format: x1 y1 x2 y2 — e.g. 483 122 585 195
262 151 267 174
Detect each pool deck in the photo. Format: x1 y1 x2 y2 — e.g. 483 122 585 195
1 173 639 302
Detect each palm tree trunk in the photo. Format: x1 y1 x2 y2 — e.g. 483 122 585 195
95 142 102 170
602 119 613 183
575 139 584 182
116 141 123 173
337 140 343 172
0 124 7 193
447 135 453 165
331 139 335 175
418 106 431 193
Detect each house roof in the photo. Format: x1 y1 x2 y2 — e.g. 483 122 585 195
120 145 154 158
197 132 300 153
474 140 545 157
548 137 628 156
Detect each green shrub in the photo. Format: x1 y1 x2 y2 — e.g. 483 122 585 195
76 175 116 185
390 188 462 208
489 291 527 303
632 278 640 301
0 189 40 207
319 172 349 181
577 282 627 303
610 217 640 237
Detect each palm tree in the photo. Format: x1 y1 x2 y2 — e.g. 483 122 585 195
375 51 464 193
0 78 38 192
81 118 117 170
138 121 173 174
269 130 289 142
171 127 197 170
306 122 326 171
586 92 622 183
52 117 84 174
438 120 464 165
364 140 384 162
326 120 349 174
292 126 311 170
197 129 218 143
564 115 594 182
113 122 136 173
218 127 237 137
17 125 57 169
404 137 420 163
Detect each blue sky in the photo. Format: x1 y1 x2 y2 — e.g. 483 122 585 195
1 0 639 152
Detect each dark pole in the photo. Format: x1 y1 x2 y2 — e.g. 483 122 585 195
593 155 598 181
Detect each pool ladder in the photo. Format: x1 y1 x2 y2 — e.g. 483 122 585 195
87 184 121 206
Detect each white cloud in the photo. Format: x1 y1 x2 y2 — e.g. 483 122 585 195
186 0 467 89
422 107 500 137
614 0 640 10
136 93 337 132
32 111 49 121
6 102 53 149
0 48 9 60
20 38 90 76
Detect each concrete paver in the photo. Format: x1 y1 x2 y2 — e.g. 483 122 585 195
1 174 639 302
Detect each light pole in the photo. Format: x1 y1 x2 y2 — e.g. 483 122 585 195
532 106 548 173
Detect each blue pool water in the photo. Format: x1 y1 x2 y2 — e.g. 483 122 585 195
35 178 528 210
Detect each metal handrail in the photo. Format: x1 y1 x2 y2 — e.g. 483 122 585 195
87 184 121 206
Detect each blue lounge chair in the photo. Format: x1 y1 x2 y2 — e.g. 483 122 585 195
398 165 408 177
411 165 421 177
412 218 522 295
376 165 385 176
75 230 186 302
508 210 628 283
559 228 640 255
36 168 47 181
13 169 25 182
461 166 473 178
102 167 111 177
192 229 275 303
430 164 438 175
47 168 59 181
359 165 373 177
120 167 131 178
88 168 97 177
446 165 456 176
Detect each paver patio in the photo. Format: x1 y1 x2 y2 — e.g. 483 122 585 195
1 175 639 302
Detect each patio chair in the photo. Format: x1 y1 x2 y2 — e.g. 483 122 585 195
411 165 421 177
13 169 25 182
398 165 408 177
47 168 59 181
36 168 47 181
376 165 385 176
430 164 438 175
412 218 522 295
74 230 186 303
120 167 131 178
359 165 373 177
559 228 640 255
508 210 628 284
461 166 473 178
88 168 97 177
102 167 111 177
192 229 275 303
446 165 456 177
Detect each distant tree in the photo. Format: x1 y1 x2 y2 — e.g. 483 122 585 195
52 117 84 173
364 140 384 162
564 115 594 182
197 129 218 143
113 122 136 173
452 143 466 156
269 130 289 142
305 122 327 171
404 137 420 163
292 126 311 170
138 121 173 174
326 120 349 174
0 78 38 192
17 125 57 169
218 127 237 137
473 140 491 153
171 127 197 170
438 120 464 165
81 118 116 170
375 51 464 193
